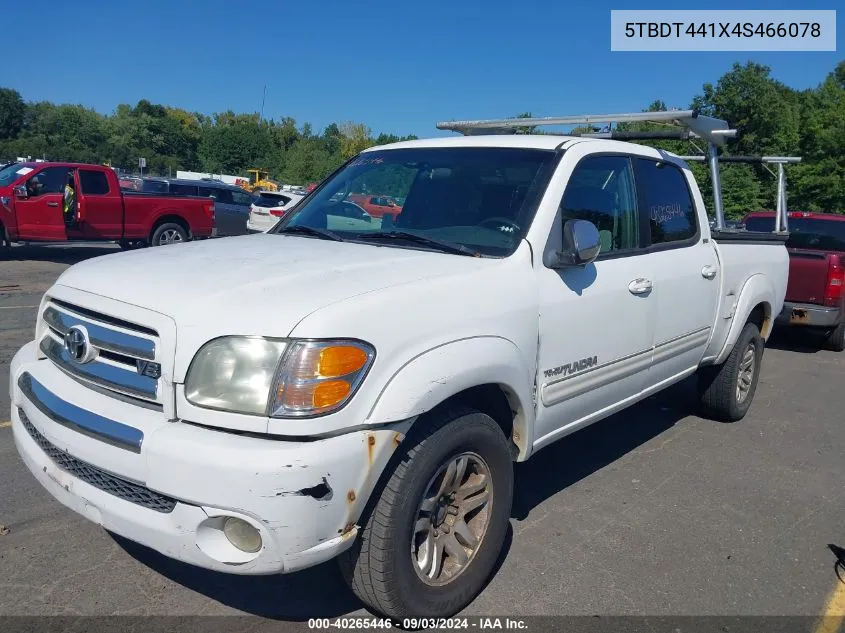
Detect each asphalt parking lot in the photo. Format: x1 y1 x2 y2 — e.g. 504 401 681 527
1 243 844 622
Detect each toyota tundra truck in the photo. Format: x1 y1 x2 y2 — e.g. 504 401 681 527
0 162 215 251
9 113 789 619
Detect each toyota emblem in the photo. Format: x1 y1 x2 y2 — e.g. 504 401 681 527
64 326 96 364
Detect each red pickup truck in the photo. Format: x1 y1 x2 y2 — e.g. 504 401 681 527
0 162 215 251
744 211 845 351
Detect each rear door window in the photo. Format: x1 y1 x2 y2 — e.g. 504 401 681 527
214 188 233 204
171 183 199 196
231 190 253 206
79 170 110 195
634 159 698 246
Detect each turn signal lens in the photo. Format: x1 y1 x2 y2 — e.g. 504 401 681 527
313 380 352 408
271 340 374 417
319 346 368 377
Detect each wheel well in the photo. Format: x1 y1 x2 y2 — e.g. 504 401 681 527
747 302 772 339
427 384 520 457
150 215 190 240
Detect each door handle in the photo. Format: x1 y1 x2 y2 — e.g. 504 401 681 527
628 278 653 295
701 265 718 280
46 202 59 207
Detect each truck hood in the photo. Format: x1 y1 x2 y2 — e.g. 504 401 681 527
54 234 491 367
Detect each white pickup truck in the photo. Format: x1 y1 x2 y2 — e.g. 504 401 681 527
9 112 788 619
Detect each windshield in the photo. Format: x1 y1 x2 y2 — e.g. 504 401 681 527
273 147 556 257
0 163 28 187
745 216 845 251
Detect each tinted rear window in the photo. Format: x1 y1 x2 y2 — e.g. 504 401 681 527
634 158 697 244
255 194 292 207
79 170 110 195
745 216 845 251
170 183 198 196
141 179 169 193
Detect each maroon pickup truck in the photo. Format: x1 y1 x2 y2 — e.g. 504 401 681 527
744 211 845 351
0 162 215 251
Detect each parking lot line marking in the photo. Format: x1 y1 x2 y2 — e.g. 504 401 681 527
0 421 11 428
814 576 845 633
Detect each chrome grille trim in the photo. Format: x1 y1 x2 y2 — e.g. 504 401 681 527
44 305 156 360
40 336 158 400
40 298 164 407
50 297 158 336
19 372 144 453
61 369 164 412
19 409 175 513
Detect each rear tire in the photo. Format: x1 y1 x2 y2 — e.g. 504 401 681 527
824 322 845 352
150 223 187 247
697 322 763 422
339 407 513 618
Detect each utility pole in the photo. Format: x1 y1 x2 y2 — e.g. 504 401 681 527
259 84 267 123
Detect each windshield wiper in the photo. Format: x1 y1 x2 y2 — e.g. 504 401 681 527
355 231 479 257
276 225 345 242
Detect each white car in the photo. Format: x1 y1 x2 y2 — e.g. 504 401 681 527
246 191 304 233
10 111 788 619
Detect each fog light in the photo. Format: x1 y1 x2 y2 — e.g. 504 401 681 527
222 517 262 553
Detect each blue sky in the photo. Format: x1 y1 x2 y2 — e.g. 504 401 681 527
1 0 841 138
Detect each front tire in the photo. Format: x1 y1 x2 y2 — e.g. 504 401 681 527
339 407 513 619
150 223 188 247
697 322 763 422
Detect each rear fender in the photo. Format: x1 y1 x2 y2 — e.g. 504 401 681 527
713 274 775 365
366 337 535 459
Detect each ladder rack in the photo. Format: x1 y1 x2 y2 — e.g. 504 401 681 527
678 156 801 233
435 110 789 234
436 110 736 146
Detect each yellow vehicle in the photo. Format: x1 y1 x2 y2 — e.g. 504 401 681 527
241 169 278 193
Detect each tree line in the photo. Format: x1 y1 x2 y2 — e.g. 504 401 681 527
0 60 842 217
0 94 418 186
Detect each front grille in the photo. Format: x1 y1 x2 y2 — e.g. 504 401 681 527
40 299 162 407
20 409 177 513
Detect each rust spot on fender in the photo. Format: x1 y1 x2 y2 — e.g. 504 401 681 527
367 434 376 465
340 522 356 539
347 490 356 503
393 432 403 448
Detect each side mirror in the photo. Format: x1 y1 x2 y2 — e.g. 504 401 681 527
545 219 601 268
13 185 27 199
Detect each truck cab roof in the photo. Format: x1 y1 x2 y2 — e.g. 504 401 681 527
364 134 690 167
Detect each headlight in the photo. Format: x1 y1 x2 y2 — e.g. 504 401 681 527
270 340 375 417
184 337 375 418
185 337 288 415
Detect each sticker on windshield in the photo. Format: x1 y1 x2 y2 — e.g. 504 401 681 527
16 167 34 176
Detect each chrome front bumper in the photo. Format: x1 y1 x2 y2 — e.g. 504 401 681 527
9 341 402 575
